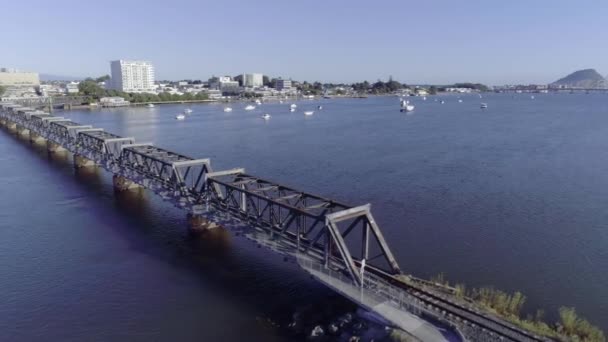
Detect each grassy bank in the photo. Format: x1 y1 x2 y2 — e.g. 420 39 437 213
426 273 604 341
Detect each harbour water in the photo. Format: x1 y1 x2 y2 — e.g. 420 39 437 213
1 93 607 340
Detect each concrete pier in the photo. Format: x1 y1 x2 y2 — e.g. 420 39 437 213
112 174 141 191
74 154 95 168
17 125 30 137
187 213 219 233
29 131 46 144
46 140 66 153
7 122 17 132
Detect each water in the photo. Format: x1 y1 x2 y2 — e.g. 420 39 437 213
1 93 607 339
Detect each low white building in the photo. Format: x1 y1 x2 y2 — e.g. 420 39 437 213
99 96 130 107
66 82 80 94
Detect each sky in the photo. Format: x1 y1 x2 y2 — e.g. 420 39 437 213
3 0 608 85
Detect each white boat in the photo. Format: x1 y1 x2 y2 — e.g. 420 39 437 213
184 108 193 114
255 99 262 105
479 94 483 98
530 95 535 99
317 105 323 110
290 104 297 109
279 100 284 104
245 105 256 111
175 114 186 120
147 103 155 108
289 108 296 112
223 107 233 112
262 114 271 120
458 99 463 103
422 96 427 101
304 111 314 116
440 100 445 104
400 99 415 112
480 103 488 109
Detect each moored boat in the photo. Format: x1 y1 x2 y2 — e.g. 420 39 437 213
175 114 186 120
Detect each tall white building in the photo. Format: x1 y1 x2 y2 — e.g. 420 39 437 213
109 60 155 93
243 73 263 88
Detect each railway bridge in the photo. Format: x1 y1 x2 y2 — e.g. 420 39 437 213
0 103 548 342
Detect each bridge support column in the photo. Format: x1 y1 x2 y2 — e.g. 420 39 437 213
187 213 218 233
17 126 30 137
112 174 141 191
46 140 66 153
74 154 95 168
29 131 46 144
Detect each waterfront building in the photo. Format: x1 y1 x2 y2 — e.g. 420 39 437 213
0 68 40 87
243 73 263 88
66 82 80 94
275 78 292 91
109 60 155 93
99 96 130 107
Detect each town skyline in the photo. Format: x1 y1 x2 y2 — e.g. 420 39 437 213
4 0 608 85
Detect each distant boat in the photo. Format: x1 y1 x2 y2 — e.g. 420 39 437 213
245 105 256 111
223 107 233 112
530 95 535 99
255 99 262 105
279 100 284 104
317 105 323 110
440 100 445 104
262 113 271 120
304 111 314 116
147 103 155 108
400 99 415 112
323 95 332 99
422 96 427 101
458 99 463 103
290 104 297 109
480 103 488 109
289 108 296 112
184 108 193 114
175 114 186 120
479 94 483 98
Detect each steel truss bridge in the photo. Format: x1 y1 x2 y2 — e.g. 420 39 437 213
0 103 548 342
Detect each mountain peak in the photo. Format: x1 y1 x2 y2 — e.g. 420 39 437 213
551 69 607 88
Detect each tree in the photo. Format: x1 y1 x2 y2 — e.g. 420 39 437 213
0 85 6 97
95 75 110 83
78 79 105 97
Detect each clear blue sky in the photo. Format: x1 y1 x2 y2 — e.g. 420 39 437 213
4 0 608 85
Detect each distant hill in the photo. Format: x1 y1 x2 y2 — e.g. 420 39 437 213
551 69 607 89
39 73 83 82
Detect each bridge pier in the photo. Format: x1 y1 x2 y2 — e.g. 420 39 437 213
112 174 141 191
7 121 17 132
29 131 46 144
46 140 66 153
74 154 95 168
187 213 219 233
16 125 30 137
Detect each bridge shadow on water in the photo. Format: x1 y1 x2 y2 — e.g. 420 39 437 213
1 126 399 341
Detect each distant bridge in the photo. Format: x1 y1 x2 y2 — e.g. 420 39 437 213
0 103 548 342
2 96 93 111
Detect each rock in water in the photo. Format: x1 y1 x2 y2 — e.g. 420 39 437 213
310 325 324 337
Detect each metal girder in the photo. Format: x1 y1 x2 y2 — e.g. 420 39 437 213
0 104 404 289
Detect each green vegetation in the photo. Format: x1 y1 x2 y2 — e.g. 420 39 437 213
78 76 208 104
297 81 324 95
428 274 604 341
0 85 6 97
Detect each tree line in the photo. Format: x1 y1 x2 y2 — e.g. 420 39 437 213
77 78 208 103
